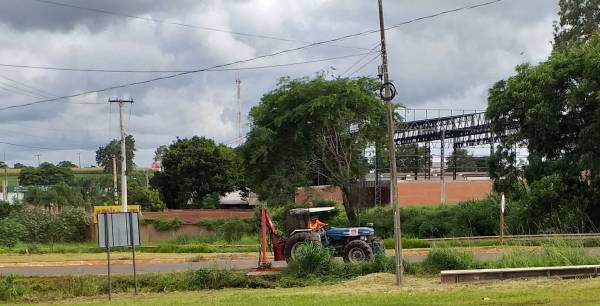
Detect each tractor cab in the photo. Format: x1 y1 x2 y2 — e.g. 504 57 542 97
285 207 338 234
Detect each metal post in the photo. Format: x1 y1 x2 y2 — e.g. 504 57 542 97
414 146 418 180
104 213 112 301
440 131 446 206
378 0 402 285
452 145 457 180
129 212 138 295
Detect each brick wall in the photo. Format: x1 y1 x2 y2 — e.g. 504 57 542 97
296 180 492 206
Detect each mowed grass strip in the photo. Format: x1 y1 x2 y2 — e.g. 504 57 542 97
20 274 600 306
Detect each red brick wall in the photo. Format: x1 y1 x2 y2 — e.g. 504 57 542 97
397 180 492 206
296 180 492 206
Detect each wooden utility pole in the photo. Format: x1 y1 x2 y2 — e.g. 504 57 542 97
112 155 118 205
378 0 403 285
109 98 133 212
3 152 7 202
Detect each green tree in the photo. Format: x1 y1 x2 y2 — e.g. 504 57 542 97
395 144 429 173
150 136 238 209
487 32 600 230
128 181 165 211
13 163 25 169
57 161 77 168
446 148 489 172
153 145 167 162
0 161 7 169
18 163 74 186
241 76 387 224
24 182 86 209
553 0 600 51
95 135 136 174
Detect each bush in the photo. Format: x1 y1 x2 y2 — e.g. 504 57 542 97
0 275 23 301
199 218 256 242
285 242 336 278
200 193 220 209
142 217 182 231
9 207 54 243
128 182 165 212
421 248 479 273
57 207 90 242
0 219 26 247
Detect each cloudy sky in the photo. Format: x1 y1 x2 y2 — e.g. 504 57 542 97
0 0 557 167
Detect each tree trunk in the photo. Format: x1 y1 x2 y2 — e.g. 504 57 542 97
341 185 359 225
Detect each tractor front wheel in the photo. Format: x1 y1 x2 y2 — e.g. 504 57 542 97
343 240 373 263
284 232 321 263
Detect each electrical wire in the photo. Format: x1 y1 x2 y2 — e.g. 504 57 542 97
0 52 376 73
348 53 381 77
0 0 504 112
340 42 381 77
27 0 368 51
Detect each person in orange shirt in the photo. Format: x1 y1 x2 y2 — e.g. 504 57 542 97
309 216 327 230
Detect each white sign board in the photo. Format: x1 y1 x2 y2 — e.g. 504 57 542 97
98 212 141 248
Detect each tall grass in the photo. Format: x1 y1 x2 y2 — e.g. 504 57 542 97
492 241 600 268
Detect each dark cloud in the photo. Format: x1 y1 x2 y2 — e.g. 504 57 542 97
0 0 559 166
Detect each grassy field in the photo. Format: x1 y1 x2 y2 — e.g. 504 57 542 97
16 274 600 306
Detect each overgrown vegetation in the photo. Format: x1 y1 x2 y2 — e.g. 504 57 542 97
0 206 90 247
141 217 183 232
199 218 257 242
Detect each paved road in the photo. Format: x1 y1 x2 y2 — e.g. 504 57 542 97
0 254 473 276
3 248 599 276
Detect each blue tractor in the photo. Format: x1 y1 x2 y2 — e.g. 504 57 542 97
282 207 385 263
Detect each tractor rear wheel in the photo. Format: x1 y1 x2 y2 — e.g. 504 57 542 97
284 232 321 263
343 240 373 263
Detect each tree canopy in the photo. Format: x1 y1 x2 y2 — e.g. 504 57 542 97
553 0 600 51
487 0 600 231
241 76 387 223
150 136 239 209
95 135 136 173
57 161 77 168
18 163 74 186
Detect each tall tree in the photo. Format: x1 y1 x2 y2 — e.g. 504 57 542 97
150 136 238 209
242 76 387 224
487 33 600 230
95 135 136 174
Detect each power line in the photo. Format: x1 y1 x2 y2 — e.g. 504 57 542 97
348 53 381 77
27 0 368 51
0 0 504 112
0 75 57 98
340 42 381 77
0 52 376 73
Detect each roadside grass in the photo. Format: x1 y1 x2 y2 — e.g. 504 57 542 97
12 274 600 306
